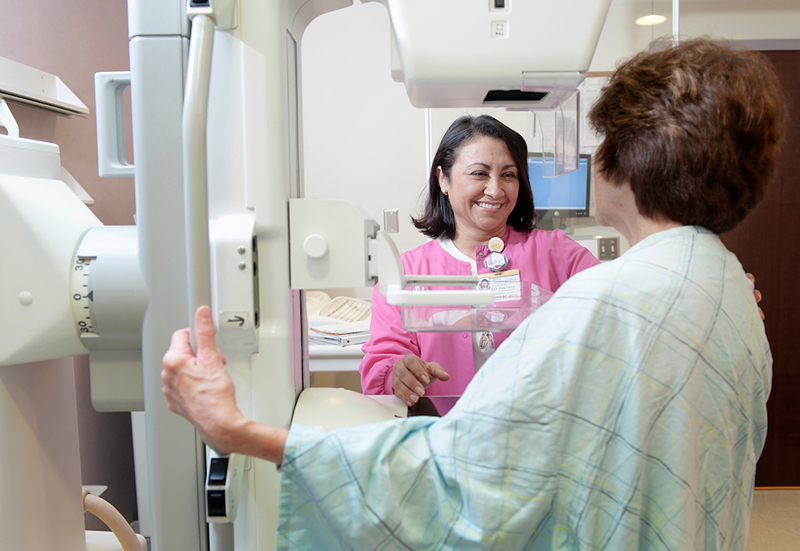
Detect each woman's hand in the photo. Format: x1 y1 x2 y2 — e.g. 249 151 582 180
392 354 450 407
746 273 765 321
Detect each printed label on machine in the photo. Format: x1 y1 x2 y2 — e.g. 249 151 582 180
219 311 250 330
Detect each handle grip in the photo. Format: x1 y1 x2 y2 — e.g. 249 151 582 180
94 71 134 177
182 14 216 352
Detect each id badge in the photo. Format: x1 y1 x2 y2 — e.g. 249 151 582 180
476 269 522 302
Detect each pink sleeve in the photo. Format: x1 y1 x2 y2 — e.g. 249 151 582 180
555 230 601 278
359 283 421 395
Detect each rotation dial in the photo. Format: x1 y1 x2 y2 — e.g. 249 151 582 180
70 256 96 336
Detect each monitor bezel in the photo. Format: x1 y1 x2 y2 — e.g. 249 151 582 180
527 153 592 220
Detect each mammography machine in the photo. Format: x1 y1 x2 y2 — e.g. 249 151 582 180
0 1 612 549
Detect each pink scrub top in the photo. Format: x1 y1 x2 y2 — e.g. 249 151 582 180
360 227 600 396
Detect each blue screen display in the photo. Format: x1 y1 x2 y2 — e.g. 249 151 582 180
528 155 590 213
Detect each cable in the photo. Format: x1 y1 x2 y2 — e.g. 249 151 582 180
83 488 145 551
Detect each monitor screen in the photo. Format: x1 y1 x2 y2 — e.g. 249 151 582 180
528 154 591 219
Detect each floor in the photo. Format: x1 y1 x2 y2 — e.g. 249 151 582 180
747 488 800 551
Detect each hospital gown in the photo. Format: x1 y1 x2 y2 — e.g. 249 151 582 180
277 226 772 551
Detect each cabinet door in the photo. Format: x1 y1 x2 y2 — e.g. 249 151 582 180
720 50 800 487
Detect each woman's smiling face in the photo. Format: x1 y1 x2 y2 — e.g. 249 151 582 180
438 135 520 243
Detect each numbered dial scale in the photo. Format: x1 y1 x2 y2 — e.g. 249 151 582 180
69 256 96 336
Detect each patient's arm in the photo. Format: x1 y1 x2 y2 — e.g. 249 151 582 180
161 306 287 464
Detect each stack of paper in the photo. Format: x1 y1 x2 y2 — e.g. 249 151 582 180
308 317 371 346
307 291 371 347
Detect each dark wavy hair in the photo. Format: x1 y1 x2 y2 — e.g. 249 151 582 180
588 38 787 233
412 115 536 239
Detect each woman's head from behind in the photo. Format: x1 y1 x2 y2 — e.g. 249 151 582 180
413 115 535 240
589 37 786 233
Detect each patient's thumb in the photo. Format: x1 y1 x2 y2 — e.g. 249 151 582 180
194 306 217 352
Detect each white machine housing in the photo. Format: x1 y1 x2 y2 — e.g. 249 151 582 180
0 133 100 365
372 0 611 109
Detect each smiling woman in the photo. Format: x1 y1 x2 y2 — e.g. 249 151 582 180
359 115 600 406
435 135 520 254
413 115 533 242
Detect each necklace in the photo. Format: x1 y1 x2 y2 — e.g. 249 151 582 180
479 331 494 350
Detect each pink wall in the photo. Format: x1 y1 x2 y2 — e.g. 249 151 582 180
1 0 135 224
1 0 138 531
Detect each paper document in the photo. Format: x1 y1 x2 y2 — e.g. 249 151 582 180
307 291 371 346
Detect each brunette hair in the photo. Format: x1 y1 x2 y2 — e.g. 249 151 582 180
588 37 786 233
412 115 536 239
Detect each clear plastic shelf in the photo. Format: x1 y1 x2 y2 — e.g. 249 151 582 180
402 281 553 333
529 89 580 178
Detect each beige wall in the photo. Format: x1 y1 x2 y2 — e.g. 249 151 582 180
0 0 137 531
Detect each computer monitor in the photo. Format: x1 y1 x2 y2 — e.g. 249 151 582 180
528 153 592 220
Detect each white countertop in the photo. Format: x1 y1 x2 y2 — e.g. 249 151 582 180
308 344 364 371
309 344 365 358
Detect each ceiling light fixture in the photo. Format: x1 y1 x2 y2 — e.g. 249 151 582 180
636 14 667 25
636 0 667 26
